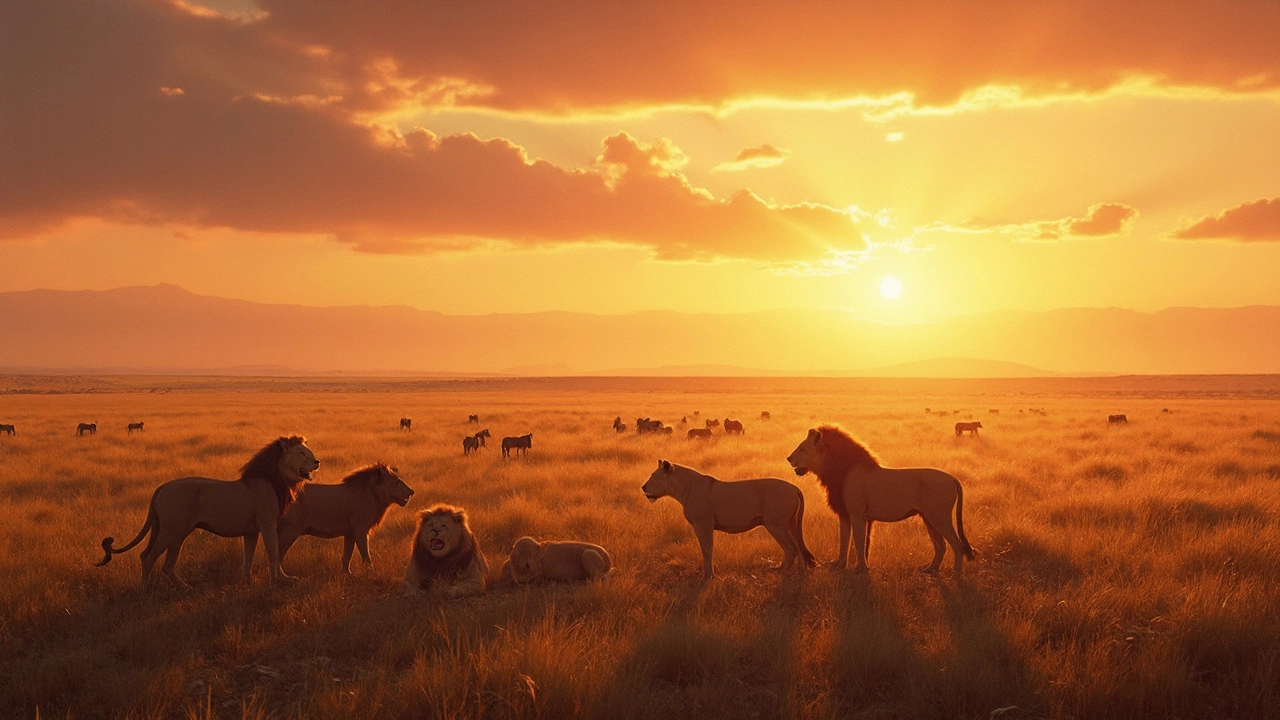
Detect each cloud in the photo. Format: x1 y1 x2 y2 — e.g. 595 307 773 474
938 203 1139 241
248 0 1280 114
1172 198 1280 241
713 145 790 172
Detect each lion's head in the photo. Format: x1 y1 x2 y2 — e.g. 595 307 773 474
343 462 414 509
787 426 879 478
239 435 319 516
642 459 681 502
507 536 542 583
410 504 481 587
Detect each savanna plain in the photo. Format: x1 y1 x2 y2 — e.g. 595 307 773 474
2 375 1279 720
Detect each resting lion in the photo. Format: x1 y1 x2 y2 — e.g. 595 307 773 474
500 537 613 584
403 504 488 597
642 460 815 580
787 426 975 575
277 462 414 575
96 436 320 586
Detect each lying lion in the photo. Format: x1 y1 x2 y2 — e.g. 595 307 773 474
277 462 414 575
404 504 488 598
500 537 613 585
642 460 815 580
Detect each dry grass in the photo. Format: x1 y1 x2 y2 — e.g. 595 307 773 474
2 376 1279 719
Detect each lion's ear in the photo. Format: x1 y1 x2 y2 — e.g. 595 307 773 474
809 428 821 443
661 460 672 473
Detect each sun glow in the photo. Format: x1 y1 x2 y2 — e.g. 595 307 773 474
879 276 903 299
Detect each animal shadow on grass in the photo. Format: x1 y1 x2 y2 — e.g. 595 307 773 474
936 582 1043 719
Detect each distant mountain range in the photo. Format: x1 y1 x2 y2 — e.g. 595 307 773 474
1 284 1278 376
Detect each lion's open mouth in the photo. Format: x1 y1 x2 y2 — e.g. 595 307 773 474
793 467 807 476
429 538 444 551
397 497 410 506
300 469 313 479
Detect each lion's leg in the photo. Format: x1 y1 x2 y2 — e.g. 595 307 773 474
932 519 966 576
835 516 852 569
354 533 373 570
160 533 191 588
692 523 715 580
920 521 945 573
850 516 870 573
764 521 798 572
259 524 297 583
242 534 259 580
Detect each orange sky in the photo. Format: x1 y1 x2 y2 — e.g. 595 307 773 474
2 0 1279 324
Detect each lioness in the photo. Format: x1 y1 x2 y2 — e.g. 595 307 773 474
500 536 613 584
642 460 815 580
954 421 982 437
787 426 974 575
404 504 488 597
277 462 414 575
97 436 320 586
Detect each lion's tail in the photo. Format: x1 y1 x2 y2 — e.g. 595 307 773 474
794 488 817 568
96 493 158 566
955 478 975 560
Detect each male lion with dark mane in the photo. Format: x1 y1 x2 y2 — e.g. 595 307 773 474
787 426 974 575
403 504 488 597
277 462 414 575
642 460 815 580
96 436 320 586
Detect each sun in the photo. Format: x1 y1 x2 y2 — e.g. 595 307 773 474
879 276 903 299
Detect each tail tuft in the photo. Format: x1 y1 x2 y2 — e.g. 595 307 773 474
95 537 115 567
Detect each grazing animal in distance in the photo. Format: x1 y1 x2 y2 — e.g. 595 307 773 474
787 426 974 575
643 460 815 580
723 418 744 435
613 416 627 433
705 418 720 428
400 417 412 431
96 436 320 586
955 421 982 437
1162 408 1170 413
1108 414 1128 424
502 433 533 458
128 422 145 433
760 411 771 421
77 422 97 436
662 425 673 435
687 427 713 440
404 505 488 597
636 418 667 434
277 463 413 575
989 409 999 415
463 435 479 455
474 428 490 447
500 537 613 584
467 414 480 424
680 416 688 424
0 424 14 435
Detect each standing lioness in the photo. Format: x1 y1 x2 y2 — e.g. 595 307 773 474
642 460 815 579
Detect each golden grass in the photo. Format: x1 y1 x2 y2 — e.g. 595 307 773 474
2 377 1279 719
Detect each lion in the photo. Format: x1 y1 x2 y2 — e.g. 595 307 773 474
96 435 320 586
500 536 613 584
954 421 982 437
787 426 974 575
277 462 414 575
642 460 815 580
403 504 488 597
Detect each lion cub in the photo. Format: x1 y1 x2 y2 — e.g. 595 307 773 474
500 537 613 585
403 505 488 598
642 460 816 580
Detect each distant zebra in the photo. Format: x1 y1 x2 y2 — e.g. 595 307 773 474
0 424 14 435
77 422 97 436
1108 414 1128 424
463 435 479 455
502 433 532 458
127 422 145 433
400 417 412 431
475 428 491 447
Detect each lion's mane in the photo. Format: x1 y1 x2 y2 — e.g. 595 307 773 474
239 435 308 518
812 425 881 521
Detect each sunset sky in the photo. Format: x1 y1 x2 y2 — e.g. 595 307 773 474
3 0 1279 324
